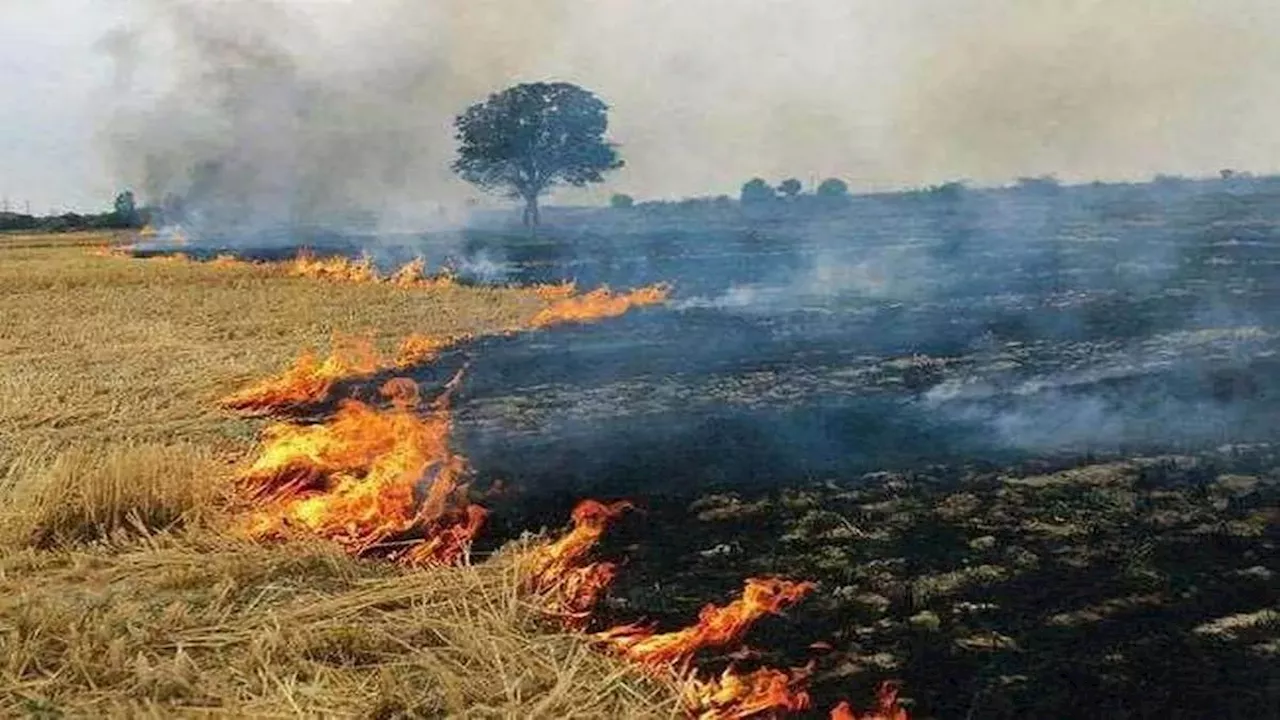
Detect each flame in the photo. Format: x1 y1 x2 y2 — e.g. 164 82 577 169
88 244 133 258
595 577 816 669
239 375 483 563
682 665 812 720
530 283 672 328
388 258 460 290
830 682 909 720
286 250 458 289
531 280 579 301
522 499 632 628
210 253 254 269
219 335 381 414
395 332 470 369
218 331 471 413
289 250 380 283
220 279 669 415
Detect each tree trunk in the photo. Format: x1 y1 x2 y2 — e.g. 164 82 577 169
522 194 541 229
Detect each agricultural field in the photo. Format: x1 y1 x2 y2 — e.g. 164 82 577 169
3 177 1280 720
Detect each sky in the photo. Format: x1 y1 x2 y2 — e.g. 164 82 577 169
3 0 1280 214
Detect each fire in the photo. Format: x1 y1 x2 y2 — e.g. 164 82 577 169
218 331 471 413
285 250 458 289
522 499 632 627
830 682 909 720
530 283 672 328
395 332 470 369
88 244 133 258
596 577 816 669
388 258 459 290
289 250 380 283
531 280 579 301
220 280 670 415
239 375 484 564
682 665 812 720
210 253 254 268
219 335 381 414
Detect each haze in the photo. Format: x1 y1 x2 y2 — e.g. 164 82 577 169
3 0 1279 215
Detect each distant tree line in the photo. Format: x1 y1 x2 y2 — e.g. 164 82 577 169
738 176 851 205
0 191 147 233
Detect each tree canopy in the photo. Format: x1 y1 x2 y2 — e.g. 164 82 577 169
816 178 849 198
452 82 623 227
777 178 803 198
740 178 776 205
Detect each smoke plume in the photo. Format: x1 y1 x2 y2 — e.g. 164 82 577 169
98 0 1280 229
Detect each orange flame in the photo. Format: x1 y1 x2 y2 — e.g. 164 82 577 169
395 332 470 369
830 682 909 720
530 283 672 328
531 280 579 301
220 279 669 416
219 335 381 414
596 577 816 669
523 499 632 628
682 665 812 720
210 253 254 269
87 244 133 258
289 250 380 283
237 375 483 563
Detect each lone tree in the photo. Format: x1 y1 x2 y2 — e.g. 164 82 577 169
452 82 623 227
112 190 140 228
610 193 635 209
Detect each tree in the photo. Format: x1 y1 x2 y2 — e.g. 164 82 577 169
740 178 776 205
610 193 635 209
777 178 803 199
452 82 623 227
113 190 140 228
816 178 849 199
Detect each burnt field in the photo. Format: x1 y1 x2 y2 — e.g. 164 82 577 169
154 179 1280 718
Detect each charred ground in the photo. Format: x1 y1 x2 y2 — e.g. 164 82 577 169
440 178 1280 718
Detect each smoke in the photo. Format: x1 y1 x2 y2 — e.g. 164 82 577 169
95 0 1280 228
99 0 577 235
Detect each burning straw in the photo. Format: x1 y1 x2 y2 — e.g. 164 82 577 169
218 269 905 719
218 282 670 415
237 373 484 566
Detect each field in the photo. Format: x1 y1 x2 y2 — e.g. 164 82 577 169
4 176 1280 720
0 233 676 718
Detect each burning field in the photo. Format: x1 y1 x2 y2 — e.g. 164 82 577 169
5 178 1280 719
0 231 891 719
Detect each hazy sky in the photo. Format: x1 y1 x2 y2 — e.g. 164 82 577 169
4 0 1280 213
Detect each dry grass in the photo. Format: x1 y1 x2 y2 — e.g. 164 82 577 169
0 441 223 549
0 536 678 718
0 234 674 718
